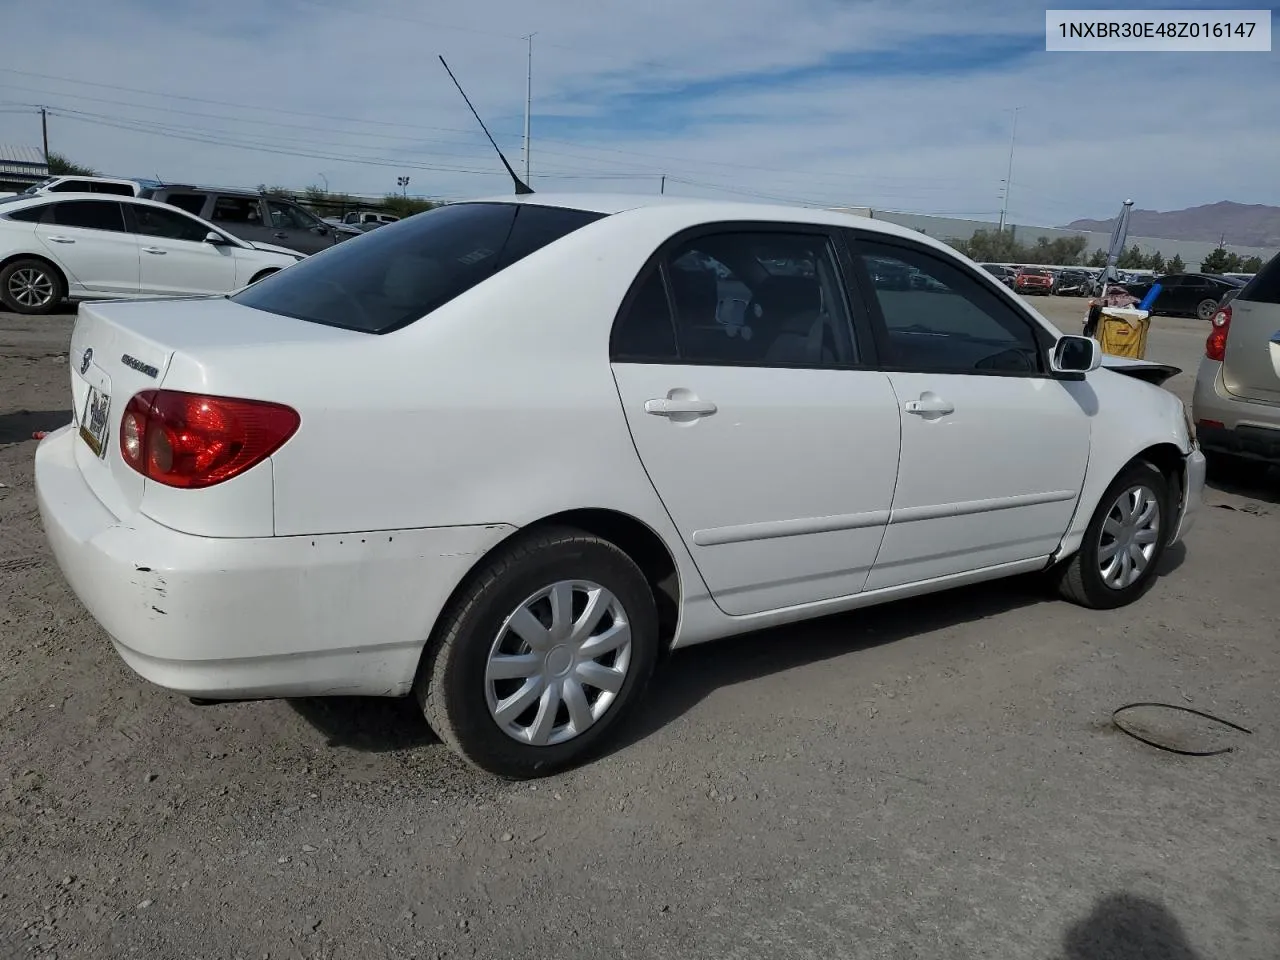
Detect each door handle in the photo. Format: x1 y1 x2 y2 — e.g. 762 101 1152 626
273 232 288 240
142 247 167 255
46 236 75 244
904 394 955 416
645 398 718 417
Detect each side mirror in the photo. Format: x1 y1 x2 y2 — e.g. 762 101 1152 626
1050 335 1102 378
205 231 231 245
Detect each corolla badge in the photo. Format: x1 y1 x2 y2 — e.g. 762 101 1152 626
79 347 93 375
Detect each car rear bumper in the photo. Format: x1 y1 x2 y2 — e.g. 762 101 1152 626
35 425 515 699
1192 359 1280 465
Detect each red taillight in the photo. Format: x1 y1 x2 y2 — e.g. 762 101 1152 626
119 390 300 489
1205 303 1231 361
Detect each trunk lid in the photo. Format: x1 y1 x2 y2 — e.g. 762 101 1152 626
66 296 361 522
1222 298 1280 403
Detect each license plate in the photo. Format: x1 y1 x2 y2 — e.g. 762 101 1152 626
78 385 111 459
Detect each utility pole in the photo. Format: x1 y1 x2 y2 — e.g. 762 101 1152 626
522 33 535 183
40 107 49 165
660 175 665 195
997 106 1019 233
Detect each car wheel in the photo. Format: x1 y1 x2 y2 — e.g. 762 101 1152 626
1196 298 1219 321
1052 460 1171 610
0 258 65 315
417 526 659 779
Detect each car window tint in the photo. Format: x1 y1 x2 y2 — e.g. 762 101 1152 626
231 202 605 334
50 200 127 233
1239 253 1280 305
267 200 313 230
128 204 211 243
611 268 678 361
94 183 135 196
661 232 858 367
6 204 48 223
165 193 207 216
211 196 262 225
857 240 1042 375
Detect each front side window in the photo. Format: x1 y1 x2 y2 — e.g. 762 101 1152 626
855 239 1043 375
612 230 858 368
49 200 127 233
127 204 212 243
267 200 314 230
232 202 605 334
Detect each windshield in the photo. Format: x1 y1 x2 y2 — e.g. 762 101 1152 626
231 202 606 334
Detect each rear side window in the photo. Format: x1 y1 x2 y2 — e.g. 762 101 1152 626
165 193 208 216
1239 254 1280 305
232 202 605 333
50 200 127 232
6 204 48 223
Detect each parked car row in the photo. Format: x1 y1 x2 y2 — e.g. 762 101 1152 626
0 193 304 314
0 175 420 314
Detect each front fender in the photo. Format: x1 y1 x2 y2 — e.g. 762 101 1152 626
1053 368 1192 561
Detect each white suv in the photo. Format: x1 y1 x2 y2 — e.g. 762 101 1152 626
24 176 148 198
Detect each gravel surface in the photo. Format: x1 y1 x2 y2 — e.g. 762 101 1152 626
2 300 1278 959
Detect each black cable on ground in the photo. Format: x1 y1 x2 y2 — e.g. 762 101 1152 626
1111 702 1253 756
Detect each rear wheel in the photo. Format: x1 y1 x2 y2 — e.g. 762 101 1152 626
1052 460 1171 610
416 527 659 779
0 258 65 315
1196 298 1219 321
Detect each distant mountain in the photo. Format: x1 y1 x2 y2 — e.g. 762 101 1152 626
1064 201 1280 249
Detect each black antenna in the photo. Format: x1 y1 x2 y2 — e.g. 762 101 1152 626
438 55 533 196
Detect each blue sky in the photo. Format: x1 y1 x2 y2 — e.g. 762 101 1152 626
0 0 1275 225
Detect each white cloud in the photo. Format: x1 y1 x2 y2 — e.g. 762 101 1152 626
0 0 1274 225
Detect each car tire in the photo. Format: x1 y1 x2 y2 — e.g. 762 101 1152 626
0 258 65 315
1196 298 1219 321
416 526 659 779
1052 460 1171 610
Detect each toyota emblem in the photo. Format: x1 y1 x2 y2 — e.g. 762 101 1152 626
79 347 93 375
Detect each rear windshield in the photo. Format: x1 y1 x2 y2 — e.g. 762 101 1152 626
1238 254 1280 305
231 201 606 333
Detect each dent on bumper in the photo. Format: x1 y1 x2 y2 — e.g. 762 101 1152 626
35 427 515 699
1170 448 1206 545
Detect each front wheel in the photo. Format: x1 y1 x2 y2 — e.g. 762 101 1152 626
417 527 659 778
1052 460 1171 609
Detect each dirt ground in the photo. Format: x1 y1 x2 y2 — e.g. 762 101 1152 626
2 299 1278 959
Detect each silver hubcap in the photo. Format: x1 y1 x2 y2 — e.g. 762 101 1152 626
1098 484 1161 589
485 580 632 746
8 267 54 308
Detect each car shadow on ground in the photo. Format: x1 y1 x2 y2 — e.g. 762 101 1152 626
0 410 71 445
1058 892 1204 960
287 548 1188 757
1207 464 1280 506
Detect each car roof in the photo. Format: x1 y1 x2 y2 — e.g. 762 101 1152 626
0 192 206 212
464 192 964 254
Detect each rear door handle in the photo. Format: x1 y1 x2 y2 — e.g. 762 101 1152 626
645 398 718 417
904 395 955 416
142 247 167 255
46 236 75 244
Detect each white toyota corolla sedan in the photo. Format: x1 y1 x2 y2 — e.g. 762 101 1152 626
35 194 1206 778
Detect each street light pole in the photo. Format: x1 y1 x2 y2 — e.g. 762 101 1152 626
997 106 1020 234
318 173 329 193
522 33 535 183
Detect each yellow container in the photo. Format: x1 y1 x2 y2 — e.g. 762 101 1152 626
1097 307 1151 359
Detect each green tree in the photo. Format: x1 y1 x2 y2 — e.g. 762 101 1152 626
381 194 438 218
1241 255 1264 273
1087 248 1108 268
46 152 97 176
1200 246 1242 273
1167 253 1186 274
1145 250 1166 272
949 229 1087 265
1117 244 1146 269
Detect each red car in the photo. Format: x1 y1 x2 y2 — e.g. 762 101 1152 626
1014 268 1054 295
